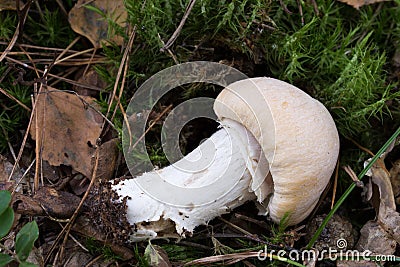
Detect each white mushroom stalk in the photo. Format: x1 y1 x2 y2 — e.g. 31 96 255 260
112 77 340 241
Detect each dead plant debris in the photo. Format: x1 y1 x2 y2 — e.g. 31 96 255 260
68 0 127 48
30 87 103 178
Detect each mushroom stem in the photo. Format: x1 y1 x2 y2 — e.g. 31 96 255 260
112 119 267 241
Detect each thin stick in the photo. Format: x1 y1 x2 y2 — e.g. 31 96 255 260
54 37 81 63
104 27 136 121
19 46 40 78
11 159 35 195
0 87 31 111
5 56 104 91
160 0 197 52
34 91 40 193
55 0 68 16
330 159 339 209
158 33 179 64
343 165 364 188
0 41 100 56
0 0 32 62
7 87 40 184
349 137 389 175
83 48 97 76
58 146 100 264
129 104 172 149
296 0 304 26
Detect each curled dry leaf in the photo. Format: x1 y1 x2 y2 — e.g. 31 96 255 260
96 138 119 181
68 0 127 48
30 87 103 178
73 68 107 97
353 144 400 263
339 143 400 266
367 157 400 244
389 159 400 204
145 243 172 267
13 186 81 218
336 0 391 9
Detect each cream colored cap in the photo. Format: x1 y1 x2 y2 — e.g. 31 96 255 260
214 77 339 225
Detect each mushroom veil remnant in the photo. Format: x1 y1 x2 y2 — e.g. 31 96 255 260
111 77 339 241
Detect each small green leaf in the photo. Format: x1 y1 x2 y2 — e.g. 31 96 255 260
0 190 11 215
15 221 39 262
19 261 38 267
0 253 13 267
0 207 14 239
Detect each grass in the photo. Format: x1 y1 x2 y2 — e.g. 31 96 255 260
0 0 400 266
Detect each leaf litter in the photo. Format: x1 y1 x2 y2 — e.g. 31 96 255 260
30 87 103 179
68 0 127 48
338 140 400 266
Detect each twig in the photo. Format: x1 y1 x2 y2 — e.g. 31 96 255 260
19 46 40 79
343 165 364 188
55 0 68 16
158 33 179 64
349 137 389 176
48 67 79 87
85 255 104 267
218 217 255 239
83 48 97 76
54 37 81 63
160 0 197 52
0 0 32 62
5 56 104 91
0 87 31 111
278 0 293 14
331 159 339 209
103 26 136 129
45 145 100 265
296 0 304 25
11 159 35 195
7 85 41 186
0 42 101 56
310 0 319 16
129 104 172 149
58 145 100 264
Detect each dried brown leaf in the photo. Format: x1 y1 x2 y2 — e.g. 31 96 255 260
145 243 172 267
68 0 127 48
357 220 397 255
357 142 400 262
73 68 107 97
30 87 103 178
96 138 119 181
389 159 400 204
367 157 400 244
13 187 81 218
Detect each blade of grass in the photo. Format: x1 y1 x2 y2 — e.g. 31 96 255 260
306 126 400 249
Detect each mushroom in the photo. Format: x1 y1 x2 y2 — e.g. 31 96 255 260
111 77 339 241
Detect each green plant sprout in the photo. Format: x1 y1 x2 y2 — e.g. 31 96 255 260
0 190 39 267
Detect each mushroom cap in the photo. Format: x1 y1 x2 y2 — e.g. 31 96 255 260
213 77 339 225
